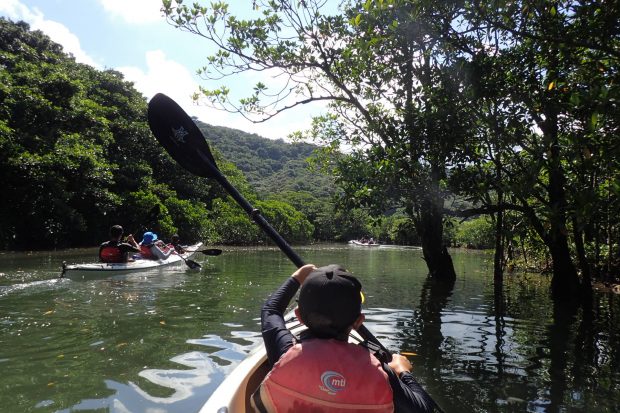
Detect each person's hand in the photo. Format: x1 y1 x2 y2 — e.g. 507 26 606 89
292 264 316 285
388 354 412 376
126 234 138 247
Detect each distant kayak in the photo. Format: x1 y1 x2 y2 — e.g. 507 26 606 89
61 242 202 279
349 240 380 247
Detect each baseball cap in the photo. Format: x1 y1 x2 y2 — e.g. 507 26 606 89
298 264 363 338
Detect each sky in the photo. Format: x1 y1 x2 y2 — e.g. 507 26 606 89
0 0 325 140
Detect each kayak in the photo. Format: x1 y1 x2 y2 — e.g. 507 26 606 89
348 240 380 247
61 242 203 279
199 310 365 413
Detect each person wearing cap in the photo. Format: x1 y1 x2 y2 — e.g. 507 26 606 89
139 231 174 260
99 225 140 263
167 234 186 254
251 264 436 413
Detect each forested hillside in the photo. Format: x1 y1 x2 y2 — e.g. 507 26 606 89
198 122 335 199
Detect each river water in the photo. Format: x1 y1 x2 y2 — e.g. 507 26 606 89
0 245 618 412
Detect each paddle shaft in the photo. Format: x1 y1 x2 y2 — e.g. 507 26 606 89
184 248 223 256
196 149 304 267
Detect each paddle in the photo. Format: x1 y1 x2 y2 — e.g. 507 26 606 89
147 93 302 266
147 92 389 354
197 248 223 256
177 252 202 270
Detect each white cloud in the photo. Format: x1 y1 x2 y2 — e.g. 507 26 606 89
118 50 316 140
98 0 165 24
34 19 99 67
0 0 99 67
118 50 196 104
0 0 29 18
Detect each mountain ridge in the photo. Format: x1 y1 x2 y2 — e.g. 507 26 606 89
195 120 335 199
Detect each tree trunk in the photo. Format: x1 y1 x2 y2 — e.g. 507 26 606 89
594 222 601 279
546 157 580 298
549 238 580 298
416 176 457 281
572 218 591 289
494 190 505 284
544 103 580 299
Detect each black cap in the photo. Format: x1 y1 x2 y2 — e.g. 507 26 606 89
298 264 363 338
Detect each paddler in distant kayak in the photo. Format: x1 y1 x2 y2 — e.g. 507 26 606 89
139 231 175 260
98 225 140 263
251 264 436 413
168 234 186 254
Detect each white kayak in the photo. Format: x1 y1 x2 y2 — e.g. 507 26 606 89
200 310 365 413
348 240 380 247
61 242 203 279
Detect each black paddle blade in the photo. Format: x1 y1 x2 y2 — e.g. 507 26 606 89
147 93 218 178
185 259 202 270
199 249 223 256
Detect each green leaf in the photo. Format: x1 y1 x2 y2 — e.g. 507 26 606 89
569 93 580 106
590 112 599 130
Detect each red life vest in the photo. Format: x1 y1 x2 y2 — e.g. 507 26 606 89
256 339 394 412
99 246 124 263
140 244 154 259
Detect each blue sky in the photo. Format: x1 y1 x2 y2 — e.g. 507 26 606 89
0 0 324 139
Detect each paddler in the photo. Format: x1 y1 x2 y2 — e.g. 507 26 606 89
98 225 140 263
168 234 186 254
251 264 436 412
139 231 174 260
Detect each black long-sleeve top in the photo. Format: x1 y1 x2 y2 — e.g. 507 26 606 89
260 277 437 413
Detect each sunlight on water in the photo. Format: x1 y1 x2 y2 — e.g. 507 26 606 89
0 278 68 297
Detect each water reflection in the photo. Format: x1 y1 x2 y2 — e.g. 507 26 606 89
58 350 218 412
360 272 620 413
